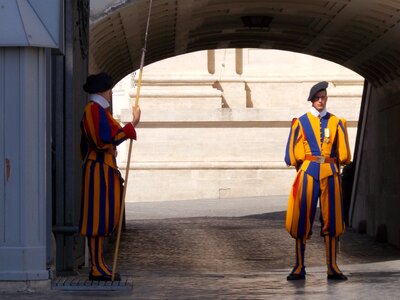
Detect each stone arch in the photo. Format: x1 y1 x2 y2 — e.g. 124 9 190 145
89 0 400 248
90 0 400 86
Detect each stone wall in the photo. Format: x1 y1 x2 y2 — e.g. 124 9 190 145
351 83 400 247
112 49 363 203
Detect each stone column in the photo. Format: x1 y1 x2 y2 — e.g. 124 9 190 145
0 47 49 280
215 49 246 108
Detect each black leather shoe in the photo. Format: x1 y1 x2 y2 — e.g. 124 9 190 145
287 273 305 281
89 273 121 281
327 273 348 280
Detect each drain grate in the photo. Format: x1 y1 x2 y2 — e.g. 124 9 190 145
52 278 133 291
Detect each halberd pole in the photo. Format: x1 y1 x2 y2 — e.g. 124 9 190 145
112 0 153 281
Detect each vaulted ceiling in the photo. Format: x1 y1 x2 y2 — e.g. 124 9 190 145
90 0 400 86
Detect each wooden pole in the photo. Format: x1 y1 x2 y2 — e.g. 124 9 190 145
111 0 153 281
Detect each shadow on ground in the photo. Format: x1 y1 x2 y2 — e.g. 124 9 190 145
114 211 400 277
2 210 400 299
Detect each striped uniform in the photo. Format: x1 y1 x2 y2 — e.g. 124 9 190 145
79 101 136 236
79 101 136 277
284 111 351 276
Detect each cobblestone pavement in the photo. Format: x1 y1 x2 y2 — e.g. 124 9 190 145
2 209 400 299
114 211 400 299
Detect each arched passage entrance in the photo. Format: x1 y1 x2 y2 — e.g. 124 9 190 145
111 49 363 204
90 0 400 86
87 0 400 254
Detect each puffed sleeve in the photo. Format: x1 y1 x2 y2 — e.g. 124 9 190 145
337 118 351 165
82 103 136 151
284 118 304 168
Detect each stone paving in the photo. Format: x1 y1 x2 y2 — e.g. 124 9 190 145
2 197 400 299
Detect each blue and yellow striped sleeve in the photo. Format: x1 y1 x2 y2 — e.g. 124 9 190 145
337 118 351 165
285 118 302 167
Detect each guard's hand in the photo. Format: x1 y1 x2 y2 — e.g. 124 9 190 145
132 106 141 127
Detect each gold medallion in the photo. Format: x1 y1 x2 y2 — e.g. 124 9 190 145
324 128 330 144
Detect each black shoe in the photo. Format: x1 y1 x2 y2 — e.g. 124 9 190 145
327 273 348 280
287 273 305 281
89 273 121 281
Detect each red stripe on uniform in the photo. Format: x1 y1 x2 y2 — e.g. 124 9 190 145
292 172 301 204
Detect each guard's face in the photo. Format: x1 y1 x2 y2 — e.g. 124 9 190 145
311 90 328 112
104 89 113 102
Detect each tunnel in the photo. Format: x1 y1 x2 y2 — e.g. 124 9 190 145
88 0 400 250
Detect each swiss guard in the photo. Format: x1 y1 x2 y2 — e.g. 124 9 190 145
284 81 351 281
79 73 141 281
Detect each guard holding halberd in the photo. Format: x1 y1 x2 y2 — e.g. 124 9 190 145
79 72 141 281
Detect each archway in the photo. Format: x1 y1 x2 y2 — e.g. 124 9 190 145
90 0 399 86
88 0 400 249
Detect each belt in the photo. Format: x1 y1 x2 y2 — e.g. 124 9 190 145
305 155 336 164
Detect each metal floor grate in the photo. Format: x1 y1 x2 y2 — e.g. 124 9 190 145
52 278 133 291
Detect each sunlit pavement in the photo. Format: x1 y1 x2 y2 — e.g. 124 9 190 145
1 196 400 299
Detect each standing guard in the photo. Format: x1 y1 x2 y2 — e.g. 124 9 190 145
79 72 141 281
284 81 351 280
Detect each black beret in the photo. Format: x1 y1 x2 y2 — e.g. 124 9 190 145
307 81 328 101
83 72 113 94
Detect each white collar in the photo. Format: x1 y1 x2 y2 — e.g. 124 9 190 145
310 106 327 118
89 94 110 109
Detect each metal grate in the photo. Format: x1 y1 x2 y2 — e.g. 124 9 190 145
52 278 133 292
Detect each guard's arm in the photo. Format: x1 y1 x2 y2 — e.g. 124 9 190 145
337 118 351 165
82 103 137 151
284 118 304 169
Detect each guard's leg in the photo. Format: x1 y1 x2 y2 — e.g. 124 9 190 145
287 238 306 280
88 236 116 280
286 172 319 280
324 235 347 280
319 174 345 237
286 172 320 239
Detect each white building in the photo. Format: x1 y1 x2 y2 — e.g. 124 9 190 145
113 49 363 203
